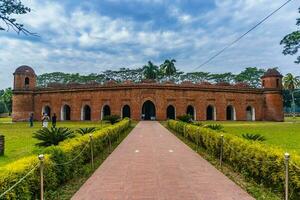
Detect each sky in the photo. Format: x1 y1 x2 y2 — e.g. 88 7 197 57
0 0 299 89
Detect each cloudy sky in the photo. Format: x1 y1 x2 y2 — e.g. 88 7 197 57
0 0 299 89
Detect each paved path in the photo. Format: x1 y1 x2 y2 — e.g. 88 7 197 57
72 121 254 200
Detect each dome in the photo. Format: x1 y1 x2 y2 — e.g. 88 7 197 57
261 68 282 78
14 65 35 74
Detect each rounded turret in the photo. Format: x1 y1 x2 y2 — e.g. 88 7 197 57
13 65 36 90
261 68 283 89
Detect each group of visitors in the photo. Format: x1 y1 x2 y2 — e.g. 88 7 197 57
29 113 57 128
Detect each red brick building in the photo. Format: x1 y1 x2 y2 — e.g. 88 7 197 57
12 66 284 122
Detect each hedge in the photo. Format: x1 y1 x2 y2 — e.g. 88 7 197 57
0 118 131 199
167 120 300 198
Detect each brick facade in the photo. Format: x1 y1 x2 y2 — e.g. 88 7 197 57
12 66 284 122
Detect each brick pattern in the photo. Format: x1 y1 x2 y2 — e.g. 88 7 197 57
72 121 254 200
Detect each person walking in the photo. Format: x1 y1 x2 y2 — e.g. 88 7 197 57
29 113 34 127
52 113 57 128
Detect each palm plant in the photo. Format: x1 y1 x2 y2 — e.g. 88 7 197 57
143 61 159 80
160 59 177 80
33 127 75 146
242 133 266 142
76 127 97 135
204 124 224 132
283 73 300 118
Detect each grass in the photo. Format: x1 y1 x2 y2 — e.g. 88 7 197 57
161 121 282 200
201 117 300 155
0 118 109 167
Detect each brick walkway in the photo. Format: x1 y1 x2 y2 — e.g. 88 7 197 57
72 121 254 200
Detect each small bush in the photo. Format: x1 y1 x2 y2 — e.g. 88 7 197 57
76 127 97 135
192 121 203 126
242 133 266 141
204 124 224 131
33 127 75 147
103 115 120 124
177 114 193 123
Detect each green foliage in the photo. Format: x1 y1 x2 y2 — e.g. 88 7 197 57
177 114 193 123
0 0 34 35
76 127 97 135
204 124 224 131
234 67 265 87
160 59 177 79
192 121 203 127
33 127 75 146
0 88 12 113
242 133 266 141
167 120 300 198
280 7 300 64
209 72 235 83
0 119 131 199
103 115 121 124
143 61 159 80
0 100 8 114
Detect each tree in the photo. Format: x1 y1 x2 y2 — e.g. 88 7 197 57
0 87 12 113
283 73 300 117
235 67 265 87
142 61 159 80
209 73 235 83
280 7 300 64
160 59 177 80
0 0 35 35
180 72 210 83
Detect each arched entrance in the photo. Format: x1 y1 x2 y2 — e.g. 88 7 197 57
246 106 255 121
166 105 175 119
82 105 91 121
102 105 111 119
142 100 156 120
122 105 131 118
61 105 71 121
206 105 216 120
186 105 195 120
43 106 51 117
226 105 236 121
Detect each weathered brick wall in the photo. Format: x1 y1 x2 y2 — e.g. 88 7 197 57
12 85 282 122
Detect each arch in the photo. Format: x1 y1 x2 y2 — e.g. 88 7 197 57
122 105 131 118
206 105 216 120
226 105 236 121
61 104 71 121
246 106 255 121
166 105 176 120
42 105 51 117
81 105 91 121
25 77 30 87
101 105 111 119
186 105 196 120
142 100 156 120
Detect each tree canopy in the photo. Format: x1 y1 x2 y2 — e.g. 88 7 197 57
280 7 300 64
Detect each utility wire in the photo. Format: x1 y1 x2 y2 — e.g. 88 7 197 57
192 0 293 71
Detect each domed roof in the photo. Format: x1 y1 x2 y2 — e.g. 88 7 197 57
261 68 282 78
14 65 35 74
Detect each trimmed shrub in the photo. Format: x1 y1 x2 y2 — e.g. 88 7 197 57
167 120 300 198
0 119 131 199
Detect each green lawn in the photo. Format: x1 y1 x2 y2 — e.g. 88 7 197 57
0 118 109 167
203 117 300 155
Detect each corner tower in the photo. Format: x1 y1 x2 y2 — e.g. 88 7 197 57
261 68 284 121
12 66 36 121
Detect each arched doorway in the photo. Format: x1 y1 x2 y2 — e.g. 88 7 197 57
166 105 175 119
186 105 195 120
142 100 156 120
226 105 236 121
102 105 111 119
61 105 71 121
246 106 255 121
43 106 51 117
122 105 131 118
206 105 216 120
82 105 91 121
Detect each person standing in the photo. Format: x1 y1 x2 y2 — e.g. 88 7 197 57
29 113 34 127
42 113 49 128
52 113 57 128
